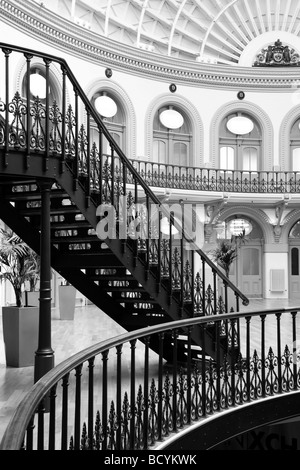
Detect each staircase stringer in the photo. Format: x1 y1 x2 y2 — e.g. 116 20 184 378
53 171 219 357
0 182 218 358
0 198 145 329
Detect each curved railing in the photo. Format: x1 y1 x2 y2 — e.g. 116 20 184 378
0 42 248 318
1 306 300 450
131 160 300 194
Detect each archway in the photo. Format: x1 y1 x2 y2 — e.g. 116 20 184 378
215 214 264 298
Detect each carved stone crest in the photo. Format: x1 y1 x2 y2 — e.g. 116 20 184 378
253 39 300 67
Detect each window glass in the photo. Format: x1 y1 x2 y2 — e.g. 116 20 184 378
291 247 299 275
243 248 259 275
153 107 191 165
243 147 258 171
153 140 166 163
289 221 300 238
292 148 300 171
220 146 234 169
110 132 120 147
227 116 254 135
174 142 187 166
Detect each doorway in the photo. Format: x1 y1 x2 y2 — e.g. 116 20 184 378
229 244 262 298
218 215 264 299
289 245 300 299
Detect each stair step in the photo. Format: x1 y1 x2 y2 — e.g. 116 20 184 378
51 236 100 243
0 178 37 186
121 315 167 327
51 221 92 229
124 307 165 314
90 275 136 281
112 297 157 304
5 189 68 201
53 253 123 268
104 286 144 292
19 206 81 216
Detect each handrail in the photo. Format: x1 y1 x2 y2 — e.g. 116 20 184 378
0 42 249 309
131 158 300 194
1 305 300 450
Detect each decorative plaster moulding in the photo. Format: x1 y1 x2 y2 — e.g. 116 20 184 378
1 0 300 91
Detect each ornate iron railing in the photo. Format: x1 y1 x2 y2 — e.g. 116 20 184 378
0 42 248 319
130 160 300 194
1 307 300 450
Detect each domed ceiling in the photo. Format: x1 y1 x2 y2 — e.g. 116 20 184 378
33 0 300 66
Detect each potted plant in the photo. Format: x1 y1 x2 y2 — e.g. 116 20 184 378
211 239 238 278
58 278 76 320
0 227 39 367
211 231 247 277
24 252 40 307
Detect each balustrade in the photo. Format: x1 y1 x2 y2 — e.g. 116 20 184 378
0 43 249 320
1 308 300 450
131 160 300 194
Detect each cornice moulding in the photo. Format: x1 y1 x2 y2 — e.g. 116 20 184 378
1 0 300 91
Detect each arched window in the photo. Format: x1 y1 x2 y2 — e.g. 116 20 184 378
153 106 191 167
215 216 262 240
219 112 261 171
22 65 59 105
289 220 300 238
290 118 300 171
92 92 125 154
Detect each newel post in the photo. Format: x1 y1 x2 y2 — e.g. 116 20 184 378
34 179 54 382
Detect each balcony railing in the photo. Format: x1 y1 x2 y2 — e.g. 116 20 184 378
130 160 300 194
1 306 300 451
0 41 249 320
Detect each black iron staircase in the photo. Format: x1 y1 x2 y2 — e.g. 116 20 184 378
0 43 249 364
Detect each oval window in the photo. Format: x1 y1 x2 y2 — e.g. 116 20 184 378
228 218 252 236
159 109 184 129
95 95 117 117
30 73 47 98
227 116 254 135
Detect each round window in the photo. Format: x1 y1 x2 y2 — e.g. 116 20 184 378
159 109 184 129
30 73 47 98
226 116 254 135
94 95 117 118
228 218 252 236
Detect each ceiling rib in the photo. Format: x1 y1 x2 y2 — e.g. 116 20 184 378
104 0 112 37
266 0 272 32
233 3 254 41
287 3 300 34
136 0 149 47
29 0 300 66
281 0 292 30
254 0 266 34
221 9 251 46
244 0 260 37
274 0 281 31
199 0 239 58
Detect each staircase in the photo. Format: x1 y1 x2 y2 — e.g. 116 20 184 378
0 43 249 362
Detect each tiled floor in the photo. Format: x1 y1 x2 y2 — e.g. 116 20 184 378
1 298 300 444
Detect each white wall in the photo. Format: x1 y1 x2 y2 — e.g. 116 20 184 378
263 251 289 299
0 20 297 168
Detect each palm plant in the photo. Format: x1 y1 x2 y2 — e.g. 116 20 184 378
211 230 247 278
211 239 238 278
0 227 39 307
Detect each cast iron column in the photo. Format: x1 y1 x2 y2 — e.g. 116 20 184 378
34 179 54 382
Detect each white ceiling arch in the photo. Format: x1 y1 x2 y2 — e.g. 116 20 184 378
34 0 300 66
